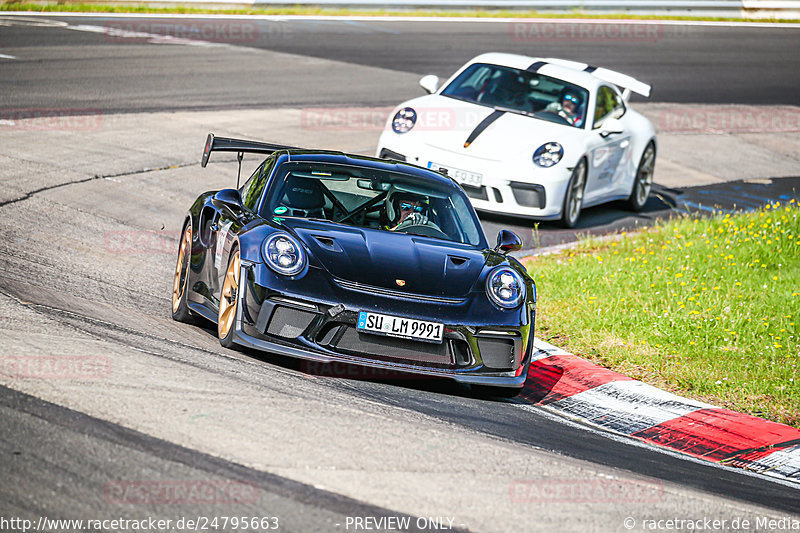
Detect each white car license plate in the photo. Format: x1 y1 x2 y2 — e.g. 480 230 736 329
428 162 483 188
357 311 443 344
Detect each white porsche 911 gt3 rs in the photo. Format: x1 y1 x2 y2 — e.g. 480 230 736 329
376 53 657 227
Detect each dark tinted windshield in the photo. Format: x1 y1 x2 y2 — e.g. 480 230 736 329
441 63 589 128
262 162 484 247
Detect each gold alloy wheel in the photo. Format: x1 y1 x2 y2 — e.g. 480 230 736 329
218 250 240 339
172 226 191 313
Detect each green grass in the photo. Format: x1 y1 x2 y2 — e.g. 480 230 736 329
1 2 799 22
525 201 800 427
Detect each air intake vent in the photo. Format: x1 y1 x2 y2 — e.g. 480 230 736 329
448 256 469 267
312 235 342 252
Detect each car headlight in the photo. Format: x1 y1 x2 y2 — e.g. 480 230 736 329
486 267 526 309
263 233 305 276
392 107 417 134
533 142 563 167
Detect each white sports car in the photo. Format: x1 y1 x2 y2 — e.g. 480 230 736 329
376 53 657 227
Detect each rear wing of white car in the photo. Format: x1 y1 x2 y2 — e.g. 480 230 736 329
543 58 652 99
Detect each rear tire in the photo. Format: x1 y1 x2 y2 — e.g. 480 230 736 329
171 223 194 323
560 158 587 228
627 142 656 212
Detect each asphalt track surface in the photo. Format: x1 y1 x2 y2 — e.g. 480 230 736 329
1 15 800 112
1 14 800 532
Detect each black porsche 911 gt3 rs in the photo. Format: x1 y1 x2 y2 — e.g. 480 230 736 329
172 134 536 395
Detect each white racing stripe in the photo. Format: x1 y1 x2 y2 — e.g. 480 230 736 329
518 401 800 489
547 380 715 435
531 337 573 362
66 23 223 47
746 444 800 480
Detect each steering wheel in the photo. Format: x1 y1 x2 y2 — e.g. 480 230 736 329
534 110 573 126
397 224 450 240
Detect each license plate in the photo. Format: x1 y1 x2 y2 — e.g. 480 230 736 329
357 311 443 344
428 161 483 188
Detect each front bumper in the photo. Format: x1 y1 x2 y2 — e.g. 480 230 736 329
377 138 570 220
231 262 535 388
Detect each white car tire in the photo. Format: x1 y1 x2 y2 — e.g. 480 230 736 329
560 158 587 228
627 141 656 212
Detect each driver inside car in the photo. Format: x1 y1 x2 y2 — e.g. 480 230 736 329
545 90 584 127
383 189 437 232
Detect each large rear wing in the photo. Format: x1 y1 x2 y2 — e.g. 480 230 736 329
200 133 301 167
543 58 652 99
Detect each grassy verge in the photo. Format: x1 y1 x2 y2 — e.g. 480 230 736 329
524 201 799 427
0 2 798 22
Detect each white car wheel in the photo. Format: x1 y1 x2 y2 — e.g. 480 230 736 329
628 142 656 212
561 158 587 228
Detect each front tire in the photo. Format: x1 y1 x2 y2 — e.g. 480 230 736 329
218 248 241 349
560 158 587 228
171 224 194 323
627 141 656 212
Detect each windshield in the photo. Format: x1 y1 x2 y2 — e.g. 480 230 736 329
262 162 484 247
441 63 589 128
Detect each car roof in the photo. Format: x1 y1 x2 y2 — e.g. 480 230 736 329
465 52 603 92
274 149 460 188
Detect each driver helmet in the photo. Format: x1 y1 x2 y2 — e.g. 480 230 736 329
384 188 429 226
559 89 583 113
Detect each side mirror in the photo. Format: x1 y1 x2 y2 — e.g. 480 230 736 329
599 117 624 138
212 189 244 218
419 75 440 95
494 230 522 255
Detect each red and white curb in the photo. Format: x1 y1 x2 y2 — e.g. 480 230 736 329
521 339 800 483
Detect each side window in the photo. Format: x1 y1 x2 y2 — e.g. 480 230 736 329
241 158 275 212
238 164 260 198
593 86 624 129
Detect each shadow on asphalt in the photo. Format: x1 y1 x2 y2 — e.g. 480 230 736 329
482 176 800 252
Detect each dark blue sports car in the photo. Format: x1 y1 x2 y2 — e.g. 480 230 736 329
172 134 536 395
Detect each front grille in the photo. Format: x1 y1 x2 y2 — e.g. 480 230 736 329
379 148 406 162
510 182 546 208
266 306 317 339
464 185 489 201
336 327 448 363
321 325 471 367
